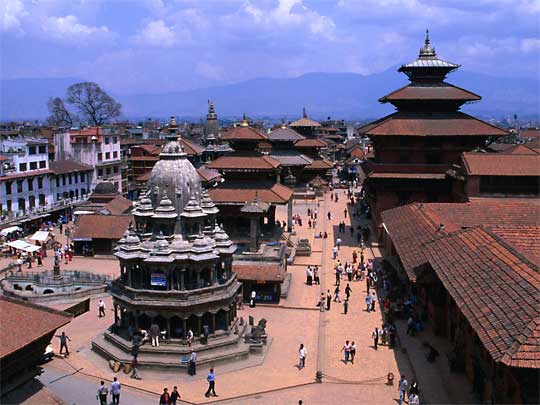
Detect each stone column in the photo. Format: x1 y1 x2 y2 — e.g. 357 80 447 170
249 216 258 252
287 199 293 232
114 304 118 326
180 270 185 290
197 316 202 336
196 269 201 288
212 313 216 336
183 318 187 339
212 267 218 285
166 317 171 338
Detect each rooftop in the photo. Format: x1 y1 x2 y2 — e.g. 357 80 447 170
49 159 93 175
207 155 281 170
208 183 293 205
462 152 540 176
0 296 71 359
73 215 133 240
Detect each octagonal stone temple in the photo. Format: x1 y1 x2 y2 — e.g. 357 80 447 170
92 136 252 368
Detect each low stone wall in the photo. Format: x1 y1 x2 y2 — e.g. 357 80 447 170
1 280 107 303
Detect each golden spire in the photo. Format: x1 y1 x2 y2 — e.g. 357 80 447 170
240 113 249 127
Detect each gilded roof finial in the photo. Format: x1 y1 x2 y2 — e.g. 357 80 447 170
281 119 286 129
419 28 436 58
303 107 307 118
240 113 249 127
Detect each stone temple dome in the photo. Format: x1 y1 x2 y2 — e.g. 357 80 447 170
94 181 118 195
147 138 202 215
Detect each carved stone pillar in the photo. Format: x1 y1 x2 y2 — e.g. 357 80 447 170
183 318 187 339
212 313 216 336
180 270 185 290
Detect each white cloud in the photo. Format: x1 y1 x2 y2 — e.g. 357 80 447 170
42 15 111 42
1 0 27 34
135 19 187 48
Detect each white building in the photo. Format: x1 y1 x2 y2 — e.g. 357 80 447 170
54 127 123 194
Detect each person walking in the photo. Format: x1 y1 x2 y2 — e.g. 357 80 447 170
343 299 349 315
341 340 351 364
98 299 106 318
350 341 357 364
333 286 341 303
345 283 352 301
365 293 371 312
170 386 181 405
352 250 357 263
298 344 307 369
335 267 341 286
159 388 170 404
332 246 338 259
372 327 379 350
371 292 377 312
344 208 347 218
250 290 257 307
306 266 313 286
398 375 409 405
326 290 332 311
186 329 194 346
205 368 218 397
130 356 141 380
96 381 108 405
336 237 342 250
409 379 419 401
57 331 71 357
110 377 121 404
188 349 197 376
319 293 326 312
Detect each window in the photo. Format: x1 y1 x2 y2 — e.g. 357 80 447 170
27 178 33 191
7 200 12 212
39 160 46 168
113 137 118 144
113 166 119 174
62 175 66 186
81 188 86 196
30 162 37 170
18 198 25 211
28 146 36 155
29 195 35 209
17 180 23 193
39 145 46 154
73 173 78 183
98 153 103 162
5 181 12 195
98 169 103 177
113 151 118 159
106 167 111 175
105 152 111 160
39 194 46 206
19 163 27 172
105 137 110 144
38 177 43 189
56 193 61 201
80 173 85 182
55 176 60 187
68 174 72 185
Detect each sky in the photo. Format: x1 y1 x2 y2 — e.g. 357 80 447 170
1 0 539 95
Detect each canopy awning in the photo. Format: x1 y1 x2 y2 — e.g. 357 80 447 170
6 240 41 253
30 231 50 242
0 226 22 236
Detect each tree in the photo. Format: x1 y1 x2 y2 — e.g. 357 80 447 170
47 97 75 127
46 82 121 127
66 82 121 126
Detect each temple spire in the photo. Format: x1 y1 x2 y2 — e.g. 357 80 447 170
240 113 249 127
302 107 307 118
419 29 436 58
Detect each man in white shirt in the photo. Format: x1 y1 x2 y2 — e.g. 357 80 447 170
98 300 106 318
97 381 108 405
188 349 197 376
298 344 307 369
250 290 256 307
110 377 121 404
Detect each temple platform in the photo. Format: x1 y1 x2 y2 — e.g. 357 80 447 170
91 322 263 369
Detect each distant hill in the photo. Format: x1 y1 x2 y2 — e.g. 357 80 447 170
1 70 538 121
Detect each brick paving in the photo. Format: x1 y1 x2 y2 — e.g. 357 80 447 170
34 191 448 404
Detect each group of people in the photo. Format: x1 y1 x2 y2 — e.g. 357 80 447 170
97 378 122 405
398 375 420 405
305 265 320 285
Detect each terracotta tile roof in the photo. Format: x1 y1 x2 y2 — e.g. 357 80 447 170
462 152 540 176
135 172 151 182
294 139 327 148
0 169 53 180
379 83 481 102
73 215 133 240
290 117 321 127
381 199 540 281
0 155 8 161
197 166 222 182
220 126 268 141
208 183 293 205
207 155 281 170
267 127 305 141
489 225 540 264
137 144 161 155
0 296 71 358
367 172 446 179
362 111 508 137
425 227 540 368
304 158 333 170
233 262 286 282
130 156 160 161
49 159 93 174
506 144 539 155
102 195 133 215
69 127 102 136
178 138 204 156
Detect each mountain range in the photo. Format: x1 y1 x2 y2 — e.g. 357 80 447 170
1 69 538 121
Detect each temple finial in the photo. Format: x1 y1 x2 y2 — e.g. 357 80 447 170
425 29 430 46
419 29 436 58
281 119 286 128
240 113 248 127
302 107 307 118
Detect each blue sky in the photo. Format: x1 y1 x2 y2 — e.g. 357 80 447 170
1 0 539 94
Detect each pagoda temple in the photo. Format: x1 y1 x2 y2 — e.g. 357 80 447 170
360 31 507 226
